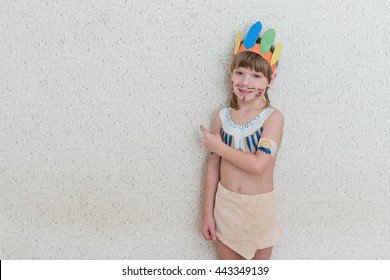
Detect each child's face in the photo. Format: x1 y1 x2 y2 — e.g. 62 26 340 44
231 67 272 103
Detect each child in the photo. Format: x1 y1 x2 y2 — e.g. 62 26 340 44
200 20 284 260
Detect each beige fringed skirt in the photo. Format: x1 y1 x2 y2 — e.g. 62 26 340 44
214 182 283 260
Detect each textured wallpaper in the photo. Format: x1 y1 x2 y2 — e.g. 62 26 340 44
1 0 389 259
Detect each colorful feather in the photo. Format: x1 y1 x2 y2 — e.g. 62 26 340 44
260 28 275 54
243 21 262 49
271 42 282 65
234 31 242 54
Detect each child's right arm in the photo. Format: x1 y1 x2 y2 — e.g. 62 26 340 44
201 112 222 241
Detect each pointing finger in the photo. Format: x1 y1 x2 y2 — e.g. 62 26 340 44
199 125 209 135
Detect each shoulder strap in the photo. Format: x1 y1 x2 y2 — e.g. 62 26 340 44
261 108 276 123
219 107 229 124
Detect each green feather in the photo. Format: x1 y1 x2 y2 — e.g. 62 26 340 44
260 28 275 54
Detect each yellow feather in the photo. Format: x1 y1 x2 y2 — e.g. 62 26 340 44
234 31 242 54
271 42 282 65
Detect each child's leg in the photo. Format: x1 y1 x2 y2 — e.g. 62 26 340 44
215 238 244 260
251 246 273 260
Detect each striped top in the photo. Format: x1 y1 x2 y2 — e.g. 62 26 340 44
219 107 275 153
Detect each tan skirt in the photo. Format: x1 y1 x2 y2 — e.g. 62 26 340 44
214 182 283 260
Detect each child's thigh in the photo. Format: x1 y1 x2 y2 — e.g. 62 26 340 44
215 238 244 260
252 246 273 260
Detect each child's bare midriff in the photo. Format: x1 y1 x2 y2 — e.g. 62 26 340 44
220 157 275 194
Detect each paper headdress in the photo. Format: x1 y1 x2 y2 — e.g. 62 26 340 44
234 21 282 73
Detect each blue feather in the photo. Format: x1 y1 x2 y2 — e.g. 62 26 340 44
243 21 262 49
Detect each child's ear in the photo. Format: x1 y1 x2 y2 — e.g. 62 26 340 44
268 72 277 87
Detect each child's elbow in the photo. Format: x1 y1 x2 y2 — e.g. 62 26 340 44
254 162 265 176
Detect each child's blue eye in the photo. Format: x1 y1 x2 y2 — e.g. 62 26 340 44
236 71 242 75
254 75 260 78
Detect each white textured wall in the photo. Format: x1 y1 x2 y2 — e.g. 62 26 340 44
1 0 389 259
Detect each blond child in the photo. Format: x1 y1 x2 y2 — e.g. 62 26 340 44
200 21 284 260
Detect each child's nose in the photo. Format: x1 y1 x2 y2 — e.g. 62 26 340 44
241 74 251 85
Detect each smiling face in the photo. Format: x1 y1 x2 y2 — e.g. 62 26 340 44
231 67 271 102
229 51 277 109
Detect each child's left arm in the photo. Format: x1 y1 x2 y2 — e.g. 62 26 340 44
200 110 284 176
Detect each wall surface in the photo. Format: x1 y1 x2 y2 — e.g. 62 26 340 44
1 0 389 259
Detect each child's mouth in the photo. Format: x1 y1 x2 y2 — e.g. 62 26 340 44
239 88 252 94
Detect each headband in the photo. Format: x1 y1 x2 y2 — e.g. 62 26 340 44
234 21 282 73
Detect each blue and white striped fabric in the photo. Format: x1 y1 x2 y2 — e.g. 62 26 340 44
219 107 275 153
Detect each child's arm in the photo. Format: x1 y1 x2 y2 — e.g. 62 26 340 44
200 110 284 176
201 112 222 241
203 153 221 218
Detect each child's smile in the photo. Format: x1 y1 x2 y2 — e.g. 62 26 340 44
238 87 255 95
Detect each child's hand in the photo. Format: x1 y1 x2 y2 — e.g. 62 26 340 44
200 125 222 154
201 216 216 241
